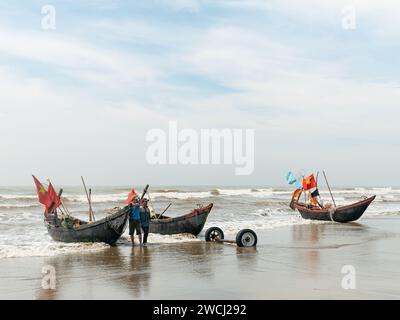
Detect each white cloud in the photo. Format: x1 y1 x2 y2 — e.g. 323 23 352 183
156 0 201 12
0 27 160 86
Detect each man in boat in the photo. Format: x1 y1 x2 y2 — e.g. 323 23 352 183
308 188 324 209
140 198 151 246
129 195 142 246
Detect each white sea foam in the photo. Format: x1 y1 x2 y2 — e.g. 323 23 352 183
204 215 314 235
151 191 212 200
118 233 200 244
63 193 127 203
0 203 38 209
0 242 109 259
0 224 109 259
0 186 398 204
216 188 274 197
0 194 37 200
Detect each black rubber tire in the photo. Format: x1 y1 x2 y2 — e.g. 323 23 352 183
236 229 257 247
205 227 224 242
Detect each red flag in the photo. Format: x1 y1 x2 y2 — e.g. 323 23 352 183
125 188 138 204
32 175 52 212
48 183 61 212
303 174 317 191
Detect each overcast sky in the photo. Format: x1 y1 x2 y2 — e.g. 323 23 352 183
0 0 399 186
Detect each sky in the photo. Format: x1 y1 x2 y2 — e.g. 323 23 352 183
0 0 399 186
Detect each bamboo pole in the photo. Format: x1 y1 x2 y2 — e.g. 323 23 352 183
140 185 150 201
60 198 71 216
81 176 94 222
158 203 172 219
89 188 96 221
49 181 70 216
53 189 63 225
323 170 336 208
314 171 323 208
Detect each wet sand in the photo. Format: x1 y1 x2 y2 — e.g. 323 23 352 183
1 217 400 300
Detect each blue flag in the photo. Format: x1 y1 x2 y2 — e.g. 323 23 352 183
286 171 302 189
286 172 297 185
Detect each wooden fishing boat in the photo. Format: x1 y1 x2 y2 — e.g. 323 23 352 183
149 203 213 236
45 206 130 245
293 196 376 223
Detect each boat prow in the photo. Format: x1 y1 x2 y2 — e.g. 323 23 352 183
149 203 213 236
294 195 376 223
46 206 130 245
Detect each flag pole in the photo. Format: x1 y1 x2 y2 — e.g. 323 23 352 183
315 171 322 206
81 176 94 222
89 188 96 221
45 178 69 225
54 189 63 225
323 170 336 208
140 184 150 201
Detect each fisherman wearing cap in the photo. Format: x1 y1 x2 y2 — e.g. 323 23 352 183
129 195 142 246
140 198 151 246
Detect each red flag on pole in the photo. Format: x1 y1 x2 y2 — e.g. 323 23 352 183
32 175 52 214
303 174 317 191
48 182 61 212
125 188 138 204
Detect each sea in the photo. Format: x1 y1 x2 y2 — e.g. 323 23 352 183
0 185 399 259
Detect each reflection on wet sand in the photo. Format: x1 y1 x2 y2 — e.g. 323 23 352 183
235 247 258 272
154 242 224 279
291 224 324 275
292 223 325 243
291 222 371 276
23 220 400 299
34 240 228 299
118 246 152 298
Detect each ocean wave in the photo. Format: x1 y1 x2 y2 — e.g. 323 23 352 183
0 222 110 259
365 210 400 217
0 194 37 200
117 233 200 245
210 188 274 197
153 189 181 193
0 242 109 259
0 211 43 223
61 193 127 203
203 216 315 235
0 203 39 209
151 191 212 200
1 186 398 205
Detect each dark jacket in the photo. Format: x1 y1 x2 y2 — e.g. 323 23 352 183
140 207 151 228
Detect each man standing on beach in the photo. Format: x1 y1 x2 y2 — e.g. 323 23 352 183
129 195 142 246
140 199 151 246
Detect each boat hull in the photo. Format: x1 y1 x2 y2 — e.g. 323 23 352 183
46 206 130 245
149 203 213 236
294 196 376 223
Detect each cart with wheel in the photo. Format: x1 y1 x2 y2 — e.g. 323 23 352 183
204 227 257 247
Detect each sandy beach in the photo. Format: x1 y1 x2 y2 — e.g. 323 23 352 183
1 216 399 300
